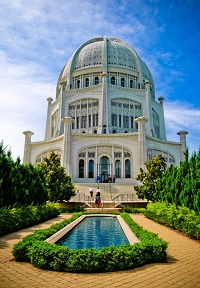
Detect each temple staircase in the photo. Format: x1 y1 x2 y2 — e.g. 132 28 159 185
65 181 147 212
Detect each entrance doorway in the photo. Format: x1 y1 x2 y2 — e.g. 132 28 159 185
99 156 110 183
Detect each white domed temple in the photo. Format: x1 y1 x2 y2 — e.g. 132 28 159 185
23 37 188 183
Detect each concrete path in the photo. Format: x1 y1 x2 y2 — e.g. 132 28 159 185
0 214 200 288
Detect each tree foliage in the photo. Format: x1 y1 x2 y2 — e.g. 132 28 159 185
0 141 49 208
155 149 200 214
39 151 75 202
134 155 166 201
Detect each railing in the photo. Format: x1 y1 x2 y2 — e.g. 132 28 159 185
113 194 148 207
70 194 105 209
69 194 88 202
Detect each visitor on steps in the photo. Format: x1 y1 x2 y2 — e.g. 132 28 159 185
89 187 93 197
95 188 101 207
76 189 80 201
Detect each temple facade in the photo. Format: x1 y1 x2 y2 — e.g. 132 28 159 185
23 37 188 183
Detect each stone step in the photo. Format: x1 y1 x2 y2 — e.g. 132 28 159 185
73 183 139 202
84 208 122 213
85 200 116 208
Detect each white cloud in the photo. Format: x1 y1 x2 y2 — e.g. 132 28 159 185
0 53 55 160
165 101 200 129
0 0 199 160
164 101 200 153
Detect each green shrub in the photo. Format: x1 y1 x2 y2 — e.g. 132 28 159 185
12 212 167 273
0 203 60 236
145 202 200 240
121 206 146 214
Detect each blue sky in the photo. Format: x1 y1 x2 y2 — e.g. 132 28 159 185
0 0 199 160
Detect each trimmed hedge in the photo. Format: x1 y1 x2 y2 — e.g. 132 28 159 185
12 212 167 273
145 202 200 240
121 206 146 214
0 203 60 236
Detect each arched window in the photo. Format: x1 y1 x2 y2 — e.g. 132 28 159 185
125 159 131 178
111 76 116 85
115 160 121 178
88 160 94 178
76 80 80 89
85 78 89 87
94 77 99 85
79 159 84 178
121 78 125 87
130 79 133 88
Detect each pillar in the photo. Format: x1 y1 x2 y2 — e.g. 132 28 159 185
177 130 188 161
158 96 167 141
61 117 74 176
45 97 53 141
135 117 148 171
60 83 66 135
86 147 88 178
101 36 108 133
144 80 152 136
22 130 34 164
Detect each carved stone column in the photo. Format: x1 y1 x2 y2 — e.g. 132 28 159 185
45 97 53 141
101 36 108 134
158 96 167 141
135 117 148 171
177 130 188 161
22 131 34 164
62 117 74 176
144 80 152 136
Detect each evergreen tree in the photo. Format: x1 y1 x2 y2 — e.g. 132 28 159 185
0 142 16 207
39 151 76 202
134 155 166 201
17 164 49 206
0 141 49 207
154 148 200 213
193 150 200 213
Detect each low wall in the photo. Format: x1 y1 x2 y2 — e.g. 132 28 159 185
58 201 148 210
58 202 85 210
119 201 148 209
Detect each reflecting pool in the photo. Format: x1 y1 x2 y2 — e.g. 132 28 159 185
56 216 129 249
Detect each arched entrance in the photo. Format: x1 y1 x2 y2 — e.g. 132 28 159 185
125 159 131 178
115 160 121 178
88 160 94 178
79 159 84 178
99 156 110 183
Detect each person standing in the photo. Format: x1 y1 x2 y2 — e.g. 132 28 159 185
76 189 80 201
95 188 101 207
97 187 101 195
89 187 93 197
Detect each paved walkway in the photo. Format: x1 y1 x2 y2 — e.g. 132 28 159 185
0 214 200 288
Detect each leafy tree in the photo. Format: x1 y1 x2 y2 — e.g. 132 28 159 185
17 163 49 206
154 148 200 214
0 141 48 207
39 151 75 202
0 142 16 207
134 155 166 201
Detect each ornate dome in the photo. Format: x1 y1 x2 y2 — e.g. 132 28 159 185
56 37 155 97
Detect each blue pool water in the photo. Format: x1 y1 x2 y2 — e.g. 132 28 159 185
56 216 129 249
